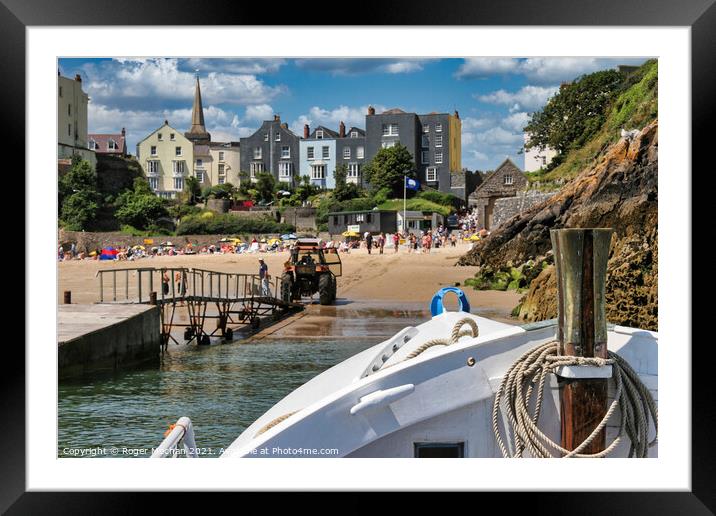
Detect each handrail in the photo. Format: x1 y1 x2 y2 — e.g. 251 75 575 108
151 416 198 458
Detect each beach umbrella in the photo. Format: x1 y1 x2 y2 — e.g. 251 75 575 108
268 238 281 245
281 233 297 240
468 235 481 241
260 238 267 243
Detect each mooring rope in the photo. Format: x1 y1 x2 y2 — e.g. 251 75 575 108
491 341 658 458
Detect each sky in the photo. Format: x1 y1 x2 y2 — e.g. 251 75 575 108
58 57 648 171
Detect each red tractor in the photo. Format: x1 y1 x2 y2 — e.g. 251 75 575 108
281 239 342 305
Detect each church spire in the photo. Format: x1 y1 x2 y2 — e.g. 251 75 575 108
185 71 210 144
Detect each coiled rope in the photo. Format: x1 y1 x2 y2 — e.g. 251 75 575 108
492 341 658 458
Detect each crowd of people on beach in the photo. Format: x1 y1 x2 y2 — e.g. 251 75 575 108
58 208 491 262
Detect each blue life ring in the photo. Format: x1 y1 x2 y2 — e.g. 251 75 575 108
430 287 471 316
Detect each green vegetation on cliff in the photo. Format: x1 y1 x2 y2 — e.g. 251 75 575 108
526 60 658 188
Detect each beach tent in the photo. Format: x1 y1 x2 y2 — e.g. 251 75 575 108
100 247 118 260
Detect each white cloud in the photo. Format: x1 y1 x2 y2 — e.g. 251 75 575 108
477 85 559 111
461 116 493 131
85 58 284 107
455 58 520 78
244 104 274 121
184 58 286 75
501 112 531 132
289 104 386 135
295 58 430 75
456 57 650 83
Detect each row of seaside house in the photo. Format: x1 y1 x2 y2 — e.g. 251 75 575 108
58 72 482 201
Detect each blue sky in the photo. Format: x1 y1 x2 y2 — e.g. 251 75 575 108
58 57 648 171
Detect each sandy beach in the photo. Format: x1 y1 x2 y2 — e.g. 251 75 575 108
57 245 523 321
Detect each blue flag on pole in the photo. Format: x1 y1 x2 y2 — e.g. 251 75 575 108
405 177 420 191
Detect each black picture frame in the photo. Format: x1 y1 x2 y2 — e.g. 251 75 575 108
5 0 712 511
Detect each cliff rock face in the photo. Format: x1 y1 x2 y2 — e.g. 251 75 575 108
458 120 658 330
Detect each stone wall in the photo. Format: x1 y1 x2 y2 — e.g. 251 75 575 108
491 191 555 230
280 207 317 231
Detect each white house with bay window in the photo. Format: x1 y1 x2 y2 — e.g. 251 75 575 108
299 138 336 189
136 121 193 199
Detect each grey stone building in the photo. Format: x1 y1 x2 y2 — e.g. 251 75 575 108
328 209 398 236
239 115 300 187
334 124 367 187
364 106 466 198
468 158 528 230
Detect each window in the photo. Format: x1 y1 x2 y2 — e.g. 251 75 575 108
421 150 429 164
423 125 430 133
68 124 71 136
218 175 225 184
68 104 71 116
253 147 262 159
108 139 118 150
382 123 398 136
279 162 292 178
175 146 182 156
174 177 184 191
264 133 269 141
435 152 443 164
158 133 163 141
435 135 443 147
170 133 175 141
366 213 373 223
427 167 437 182
503 174 514 185
343 147 351 159
148 160 159 175
148 177 158 190
357 146 364 159
150 146 157 156
88 140 96 150
275 132 281 141
350 131 358 138
196 158 203 167
281 146 290 158
316 130 324 139
422 135 429 148
250 162 265 177
356 214 365 222
218 164 225 175
414 442 464 458
436 123 443 132
347 163 360 177
59 86 63 97
307 146 314 159
322 146 330 159
333 216 339 225
218 151 225 161
382 141 396 149
196 171 205 182
172 161 185 175
310 164 326 179
540 156 547 166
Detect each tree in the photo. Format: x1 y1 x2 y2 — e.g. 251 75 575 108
184 176 202 205
255 172 276 204
115 177 169 230
237 170 251 196
332 164 362 202
362 143 416 197
524 69 624 156
59 156 100 229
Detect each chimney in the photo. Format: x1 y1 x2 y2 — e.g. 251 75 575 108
274 114 281 122
121 127 126 136
164 119 169 125
454 110 460 120
281 122 288 130
339 121 346 138
368 106 375 115
303 124 310 138
74 74 82 83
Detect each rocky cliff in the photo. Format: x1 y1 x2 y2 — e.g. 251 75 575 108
458 120 658 330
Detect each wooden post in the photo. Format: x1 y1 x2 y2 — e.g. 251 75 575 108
63 291 72 304
551 228 612 454
149 291 157 306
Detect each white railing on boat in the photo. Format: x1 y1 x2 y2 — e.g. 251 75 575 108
151 416 198 458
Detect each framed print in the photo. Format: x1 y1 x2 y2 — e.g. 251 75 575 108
5 0 713 511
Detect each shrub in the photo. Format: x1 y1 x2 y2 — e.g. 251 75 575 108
175 213 294 235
